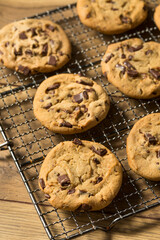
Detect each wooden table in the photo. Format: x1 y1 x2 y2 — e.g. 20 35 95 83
0 1 160 240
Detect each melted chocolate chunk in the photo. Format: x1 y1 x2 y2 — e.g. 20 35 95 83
73 92 84 103
156 150 160 158
43 102 52 109
145 50 153 55
25 49 33 56
14 47 22 56
73 138 83 146
127 69 139 78
95 177 103 184
121 54 126 59
144 133 157 145
46 24 56 31
127 45 143 52
60 121 72 128
58 174 70 186
128 55 133 61
18 65 30 75
120 15 132 24
93 158 100 164
19 32 28 39
41 43 48 56
96 117 99 122
39 178 45 189
5 42 9 47
77 204 92 211
86 12 91 18
79 190 87 194
83 91 89 99
68 188 75 194
79 80 93 86
31 28 37 37
149 69 160 80
105 53 114 63
111 7 118 11
81 104 88 113
45 194 50 199
91 146 107 156
48 56 56 66
116 64 126 74
59 51 64 56
123 60 136 70
46 83 60 92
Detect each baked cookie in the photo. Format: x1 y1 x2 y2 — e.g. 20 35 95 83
33 73 110 134
154 4 160 30
0 19 71 75
101 38 160 99
127 113 160 181
39 139 123 211
77 0 147 35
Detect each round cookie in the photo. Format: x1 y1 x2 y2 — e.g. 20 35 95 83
0 19 71 75
127 113 160 181
154 4 160 30
77 0 147 35
39 139 123 211
101 38 160 99
33 73 110 134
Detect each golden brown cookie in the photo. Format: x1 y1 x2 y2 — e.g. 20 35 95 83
0 19 71 75
101 38 160 99
77 0 147 35
154 4 160 30
39 139 123 211
33 74 110 134
127 113 160 181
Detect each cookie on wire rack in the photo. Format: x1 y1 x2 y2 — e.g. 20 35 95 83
77 0 148 35
127 113 160 181
33 73 110 134
101 38 160 99
39 139 123 211
0 19 71 75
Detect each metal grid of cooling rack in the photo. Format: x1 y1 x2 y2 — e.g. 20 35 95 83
0 2 160 240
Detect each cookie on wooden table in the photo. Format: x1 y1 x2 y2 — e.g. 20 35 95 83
0 19 71 75
101 38 160 99
39 139 123 211
33 73 110 134
77 0 147 35
127 113 160 181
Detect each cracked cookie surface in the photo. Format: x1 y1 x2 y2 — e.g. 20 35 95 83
33 73 110 134
101 38 160 99
127 113 160 181
77 0 147 34
0 19 71 75
39 139 123 211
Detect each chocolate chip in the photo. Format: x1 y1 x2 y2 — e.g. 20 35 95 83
121 54 126 59
120 15 132 24
5 42 9 47
79 190 87 194
41 43 48 56
156 150 160 158
93 158 100 164
46 83 60 92
81 104 88 113
83 91 89 99
127 45 143 52
128 55 133 60
73 92 83 103
68 188 75 194
79 80 93 86
46 25 56 31
123 60 136 70
96 117 99 122
57 174 70 186
14 47 22 56
127 69 139 78
18 65 30 75
145 50 153 55
25 49 33 56
105 53 114 63
77 204 92 211
60 121 72 128
0 50 3 55
59 51 64 56
19 31 28 39
149 68 160 80
31 28 37 37
144 133 157 145
48 56 56 66
116 64 126 74
45 194 50 199
39 99 44 102
39 178 45 189
111 7 118 11
91 146 107 156
86 12 91 18
95 177 103 184
43 102 52 109
73 138 83 146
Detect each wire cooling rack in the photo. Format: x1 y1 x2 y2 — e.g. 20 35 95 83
0 2 160 240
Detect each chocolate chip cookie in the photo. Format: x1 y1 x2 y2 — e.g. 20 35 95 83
39 139 123 211
127 113 160 181
101 38 160 99
154 4 160 30
0 19 71 75
33 74 110 134
77 0 147 35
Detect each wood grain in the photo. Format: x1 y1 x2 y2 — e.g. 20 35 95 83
0 0 160 240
